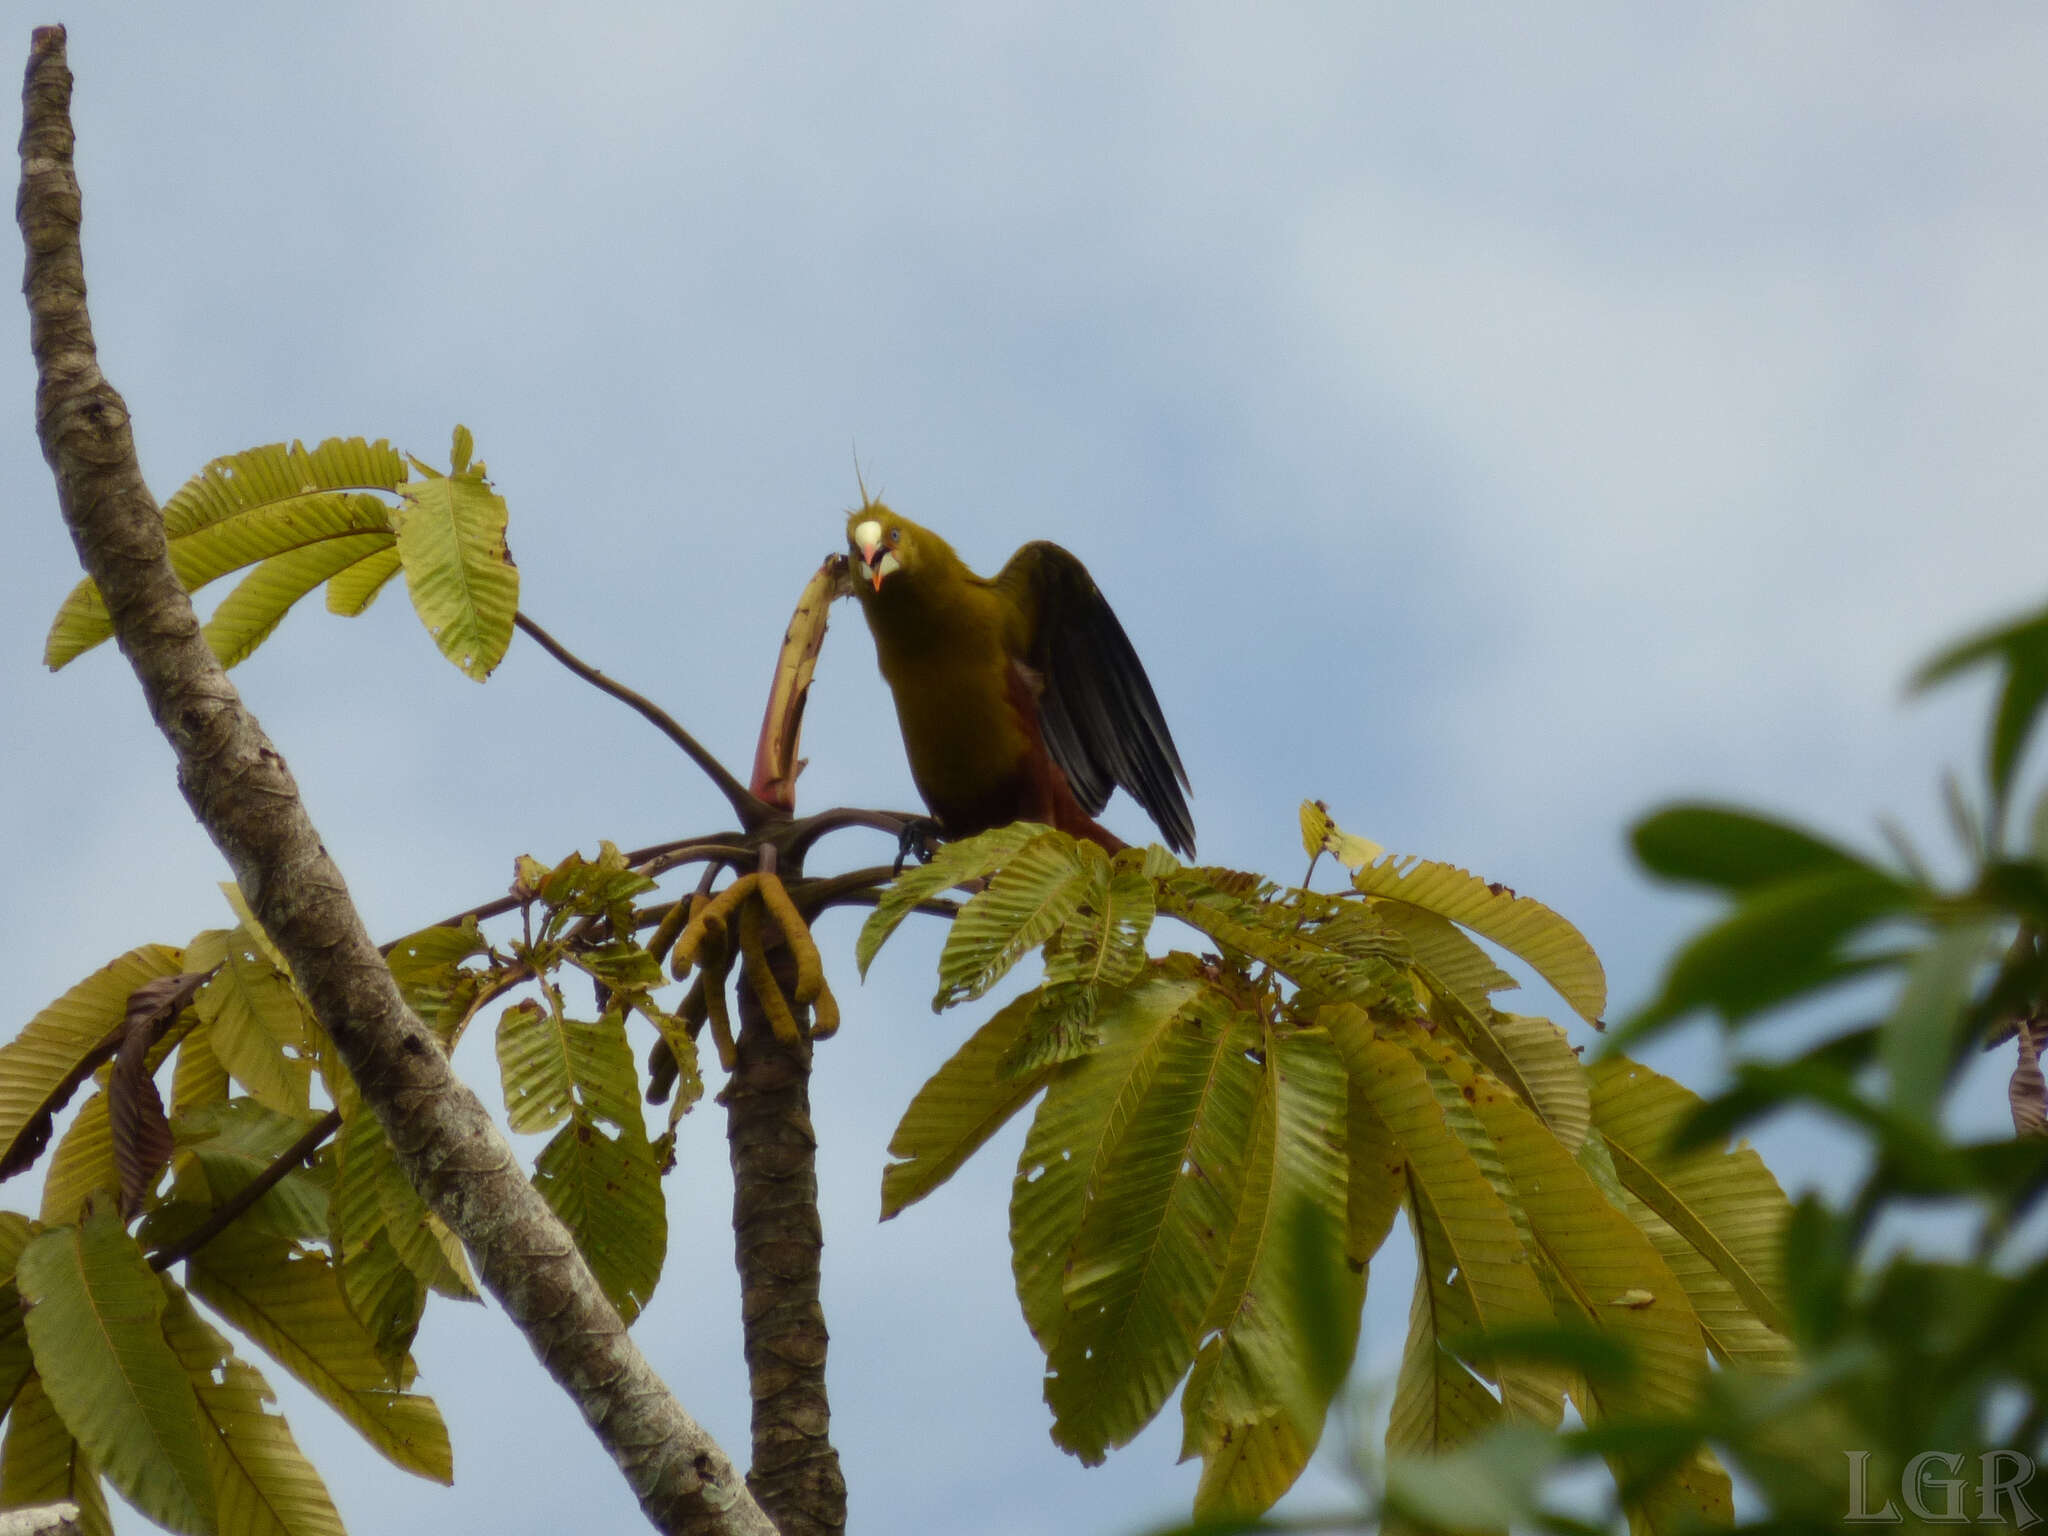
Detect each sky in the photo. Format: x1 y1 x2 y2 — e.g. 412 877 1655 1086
4 5 2047 1533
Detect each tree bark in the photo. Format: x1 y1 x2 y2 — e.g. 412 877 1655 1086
17 26 774 1536
725 932 845 1535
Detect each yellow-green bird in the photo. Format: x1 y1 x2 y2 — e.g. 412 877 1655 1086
846 503 1194 856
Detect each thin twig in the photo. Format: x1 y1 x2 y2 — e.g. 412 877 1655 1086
515 610 774 828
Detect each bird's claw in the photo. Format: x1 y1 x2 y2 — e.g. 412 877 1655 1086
893 817 942 876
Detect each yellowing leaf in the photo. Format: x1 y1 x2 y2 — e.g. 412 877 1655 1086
936 832 1095 1008
882 993 1055 1220
391 463 518 680
0 1374 113 1536
158 1280 345 1536
1298 799 1384 869
531 1111 666 1325
326 543 403 616
1352 857 1606 1025
195 934 315 1118
17 1207 215 1535
40 1092 115 1226
187 1229 452 1482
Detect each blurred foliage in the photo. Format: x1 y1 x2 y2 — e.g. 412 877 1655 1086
1136 596 2048 1533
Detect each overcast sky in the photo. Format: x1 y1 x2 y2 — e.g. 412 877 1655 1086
5 6 2047 1533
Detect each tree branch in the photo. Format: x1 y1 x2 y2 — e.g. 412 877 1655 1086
18 28 772 1535
515 609 776 829
147 1107 340 1272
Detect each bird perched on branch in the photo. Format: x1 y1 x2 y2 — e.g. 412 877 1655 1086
845 503 1194 856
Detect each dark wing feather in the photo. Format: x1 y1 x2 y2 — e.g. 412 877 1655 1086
995 542 1195 855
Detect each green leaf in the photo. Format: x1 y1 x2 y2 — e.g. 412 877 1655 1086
175 1100 329 1243
0 1374 113 1536
495 999 641 1137
1913 598 2048 812
203 533 398 668
1387 1218 1506 1458
1588 1058 1793 1346
0 1213 40 1416
328 1111 426 1362
1041 861 1156 997
390 456 518 680
1621 865 1916 1040
383 918 487 1046
41 1091 115 1226
1011 973 1205 1352
187 1228 452 1482
1633 804 1875 893
1882 919 1994 1128
1046 988 1251 1463
935 832 1095 1009
1350 856 1607 1025
17 1206 216 1534
1384 1425 1561 1536
1179 1027 1363 1519
530 1110 666 1325
0 944 185 1182
882 992 1056 1220
158 1279 345 1536
1325 1014 1560 1426
325 542 404 616
856 823 1045 977
193 931 316 1117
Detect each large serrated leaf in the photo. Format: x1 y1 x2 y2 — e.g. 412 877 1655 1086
856 823 1045 977
1589 1058 1791 1342
203 532 399 668
1324 1012 1560 1426
0 945 185 1183
17 1206 216 1535
159 1279 345 1536
46 437 406 669
41 1092 116 1226
882 993 1055 1220
194 933 315 1118
325 542 404 616
176 1100 329 1243
188 1229 451 1482
934 832 1093 1008
0 1374 113 1536
496 1000 640 1137
1042 864 1155 996
1179 1025 1363 1519
1046 989 1253 1462
1011 974 1205 1352
1351 857 1606 1025
391 461 518 681
328 1112 426 1362
531 1110 666 1325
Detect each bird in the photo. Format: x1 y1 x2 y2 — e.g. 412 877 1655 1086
845 503 1194 857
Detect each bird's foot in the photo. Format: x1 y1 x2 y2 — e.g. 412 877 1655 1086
893 817 943 876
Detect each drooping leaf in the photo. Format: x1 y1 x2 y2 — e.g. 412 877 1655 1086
882 992 1056 1220
187 1228 451 1482
0 1374 113 1536
326 542 404 616
0 1213 39 1416
109 973 208 1219
1349 857 1606 1026
17 1206 216 1534
935 832 1095 1009
390 443 518 680
193 930 316 1118
46 438 406 668
1179 1025 1364 1518
530 1110 666 1325
174 1100 330 1244
1046 988 1253 1462
158 1279 345 1536
0 945 185 1182
203 532 400 668
1588 1058 1791 1343
328 1111 426 1362
1324 1012 1560 1426
169 1024 230 1121
1882 919 1995 1128
856 823 1045 977
40 1092 116 1226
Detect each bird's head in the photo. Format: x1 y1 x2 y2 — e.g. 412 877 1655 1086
846 501 947 595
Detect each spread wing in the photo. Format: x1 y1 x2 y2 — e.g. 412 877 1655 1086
995 541 1195 855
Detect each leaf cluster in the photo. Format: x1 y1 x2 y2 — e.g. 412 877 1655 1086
863 809 1791 1526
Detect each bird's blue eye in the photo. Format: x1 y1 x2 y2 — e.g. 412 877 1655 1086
888 528 901 544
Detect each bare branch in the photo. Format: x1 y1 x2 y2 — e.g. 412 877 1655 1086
18 28 771 1535
515 610 775 829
